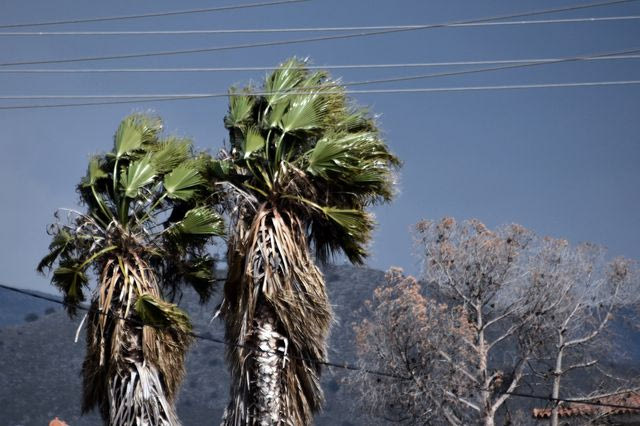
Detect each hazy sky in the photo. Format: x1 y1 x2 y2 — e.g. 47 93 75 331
1 0 639 291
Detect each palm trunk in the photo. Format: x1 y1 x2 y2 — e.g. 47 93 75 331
82 256 185 426
252 303 285 425
221 207 332 425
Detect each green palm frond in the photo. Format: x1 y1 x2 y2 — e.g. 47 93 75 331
171 206 224 236
321 207 374 238
225 89 255 128
37 228 74 273
52 260 89 307
82 156 108 187
150 138 192 173
280 92 328 133
134 293 192 334
163 162 204 201
120 155 157 198
264 58 307 106
242 127 266 159
114 117 144 159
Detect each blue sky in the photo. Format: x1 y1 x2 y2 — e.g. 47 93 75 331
1 0 639 291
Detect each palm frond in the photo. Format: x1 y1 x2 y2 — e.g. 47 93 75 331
321 207 374 238
280 92 328 133
242 127 266 159
225 89 255 128
114 117 144 159
52 260 89 311
82 156 108 187
135 293 192 334
163 162 204 201
264 58 307 106
120 155 157 198
171 206 224 236
150 138 192 174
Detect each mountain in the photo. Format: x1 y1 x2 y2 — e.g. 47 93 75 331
0 288 60 327
0 264 384 426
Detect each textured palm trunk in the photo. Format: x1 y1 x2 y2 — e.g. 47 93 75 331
82 256 184 426
252 303 285 425
221 207 332 426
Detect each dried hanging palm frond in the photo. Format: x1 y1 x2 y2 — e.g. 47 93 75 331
221 207 331 426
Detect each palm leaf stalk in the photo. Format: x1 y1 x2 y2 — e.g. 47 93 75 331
38 114 224 425
212 58 400 425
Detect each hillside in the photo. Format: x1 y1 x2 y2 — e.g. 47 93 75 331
0 264 384 426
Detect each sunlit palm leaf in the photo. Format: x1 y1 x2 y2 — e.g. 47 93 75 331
114 117 144 159
172 207 224 236
264 58 306 106
120 155 156 198
306 137 350 177
225 90 255 128
280 93 327 133
151 138 192 173
242 127 265 159
163 163 204 201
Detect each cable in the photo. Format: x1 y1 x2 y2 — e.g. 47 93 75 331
1 80 640 110
1 281 639 411
0 0 309 30
0 281 399 379
2 15 640 36
0 0 637 67
3 45 640 101
1 54 640 74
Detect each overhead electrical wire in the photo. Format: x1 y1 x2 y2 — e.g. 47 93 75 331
1 54 639 74
2 46 639 101
1 80 639 110
2 15 639 36
0 0 309 30
0 0 638 67
1 281 639 411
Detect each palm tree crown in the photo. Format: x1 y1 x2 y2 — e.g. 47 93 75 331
38 114 224 425
214 58 399 425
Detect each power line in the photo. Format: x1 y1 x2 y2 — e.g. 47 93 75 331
2 15 639 36
3 46 640 100
1 281 639 411
0 0 637 67
0 0 309 30
0 281 399 379
1 79 640 103
2 54 639 74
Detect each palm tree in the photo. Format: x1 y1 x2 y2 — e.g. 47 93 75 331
212 58 399 425
38 114 224 425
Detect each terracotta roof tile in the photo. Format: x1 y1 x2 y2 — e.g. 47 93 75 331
532 392 640 419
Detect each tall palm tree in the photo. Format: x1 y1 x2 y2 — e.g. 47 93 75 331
212 58 399 425
38 114 224 425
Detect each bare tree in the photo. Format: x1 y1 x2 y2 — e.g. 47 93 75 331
414 217 551 426
351 217 640 425
525 237 639 426
350 268 476 425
